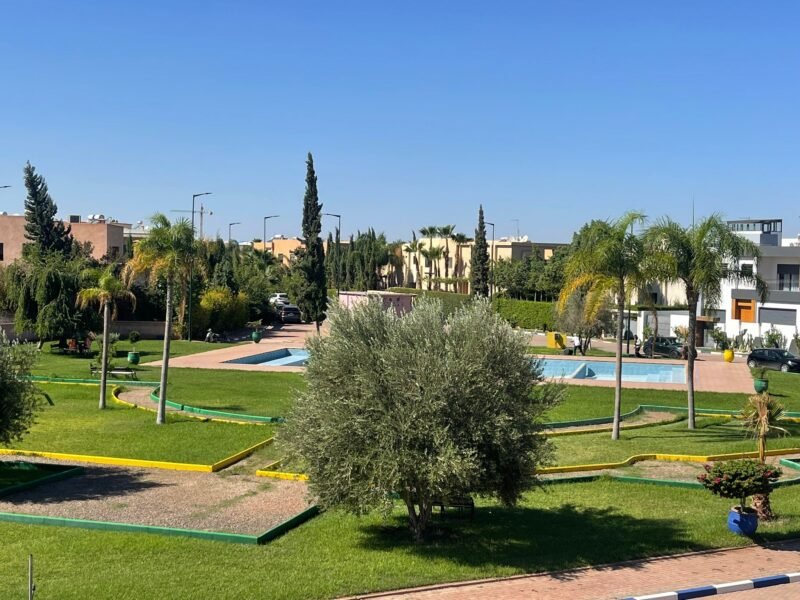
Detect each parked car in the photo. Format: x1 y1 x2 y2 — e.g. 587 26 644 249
269 293 290 306
747 348 800 373
277 304 302 324
641 336 682 359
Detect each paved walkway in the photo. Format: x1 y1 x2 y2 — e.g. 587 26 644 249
142 323 316 372
349 539 800 599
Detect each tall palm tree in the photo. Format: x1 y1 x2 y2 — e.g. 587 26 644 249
451 232 472 293
419 226 439 290
428 245 444 286
76 266 136 409
742 392 788 520
559 212 646 440
403 235 421 288
439 224 456 291
123 214 197 424
644 216 767 429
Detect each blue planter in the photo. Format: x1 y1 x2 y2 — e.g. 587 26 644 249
728 507 758 536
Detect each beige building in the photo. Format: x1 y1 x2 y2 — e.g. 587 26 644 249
402 236 567 294
252 236 305 266
0 214 128 263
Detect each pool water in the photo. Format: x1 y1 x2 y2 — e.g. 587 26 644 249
225 348 309 367
537 358 686 384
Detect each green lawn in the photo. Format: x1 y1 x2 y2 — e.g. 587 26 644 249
530 346 616 357
0 463 53 490
31 339 241 379
9 385 272 463
1 479 800 599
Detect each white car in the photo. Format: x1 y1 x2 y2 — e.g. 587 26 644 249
269 293 290 306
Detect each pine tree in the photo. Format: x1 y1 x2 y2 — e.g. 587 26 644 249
296 153 328 333
470 205 490 297
23 162 73 256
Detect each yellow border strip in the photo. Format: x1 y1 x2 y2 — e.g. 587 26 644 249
539 447 800 474
0 448 213 472
211 438 275 471
256 469 308 481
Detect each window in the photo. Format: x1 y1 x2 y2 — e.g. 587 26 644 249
733 299 755 323
0 243 3 261
777 264 800 291
741 264 753 277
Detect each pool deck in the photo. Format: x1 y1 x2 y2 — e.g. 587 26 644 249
529 353 753 394
142 323 316 373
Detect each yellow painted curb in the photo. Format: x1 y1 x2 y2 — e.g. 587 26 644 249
539 447 800 475
211 438 275 472
256 469 308 481
0 448 213 472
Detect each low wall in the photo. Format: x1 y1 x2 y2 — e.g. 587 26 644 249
110 321 166 339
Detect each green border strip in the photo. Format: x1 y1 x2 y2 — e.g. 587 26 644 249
29 375 157 388
544 472 800 490
0 463 85 498
0 503 320 545
149 388 284 423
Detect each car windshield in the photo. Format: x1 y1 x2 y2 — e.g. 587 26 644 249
777 350 796 359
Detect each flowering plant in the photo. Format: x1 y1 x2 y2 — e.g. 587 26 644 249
698 459 781 511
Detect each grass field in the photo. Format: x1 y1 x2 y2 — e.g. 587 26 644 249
2 479 800 599
7 385 272 464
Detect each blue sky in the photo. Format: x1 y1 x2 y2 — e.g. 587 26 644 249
1 2 798 243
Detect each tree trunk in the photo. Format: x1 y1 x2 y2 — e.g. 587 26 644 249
403 492 433 543
315 320 321 335
687 293 698 430
613 288 625 440
157 282 173 425
99 301 110 409
752 493 776 521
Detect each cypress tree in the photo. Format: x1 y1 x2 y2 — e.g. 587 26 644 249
23 162 73 256
296 153 328 333
470 205 490 297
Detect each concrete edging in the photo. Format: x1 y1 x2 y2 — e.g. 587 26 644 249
148 387 284 424
623 572 800 600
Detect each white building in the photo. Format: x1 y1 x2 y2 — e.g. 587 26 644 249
721 218 800 349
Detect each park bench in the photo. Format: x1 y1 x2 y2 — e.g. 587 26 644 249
432 495 475 518
89 364 138 380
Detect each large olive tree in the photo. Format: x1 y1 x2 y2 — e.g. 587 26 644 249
282 298 561 541
0 334 40 446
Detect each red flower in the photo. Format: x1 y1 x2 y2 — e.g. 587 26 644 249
714 477 722 484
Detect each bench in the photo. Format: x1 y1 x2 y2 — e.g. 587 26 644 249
432 495 475 518
90 365 138 380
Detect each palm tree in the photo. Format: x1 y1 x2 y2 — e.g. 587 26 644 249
451 232 472 293
76 266 136 409
123 214 197 424
439 224 456 291
419 226 439 290
742 392 788 520
644 216 767 429
403 235 421 288
428 245 444 287
559 212 646 440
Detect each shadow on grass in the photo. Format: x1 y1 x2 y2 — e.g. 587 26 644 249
357 503 708 578
0 467 170 504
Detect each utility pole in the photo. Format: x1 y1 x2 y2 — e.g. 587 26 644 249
187 192 211 343
486 221 495 299
228 222 241 245
262 215 279 256
324 213 342 296
28 554 34 600
626 221 634 355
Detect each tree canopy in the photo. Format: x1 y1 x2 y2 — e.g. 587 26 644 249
23 162 74 256
470 205 490 297
295 153 327 331
0 335 40 446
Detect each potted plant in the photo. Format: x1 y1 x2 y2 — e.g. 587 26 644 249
697 459 781 536
248 320 263 344
127 330 141 365
753 367 769 393
742 393 788 520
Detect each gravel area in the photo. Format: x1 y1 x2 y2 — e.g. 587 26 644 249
0 456 310 534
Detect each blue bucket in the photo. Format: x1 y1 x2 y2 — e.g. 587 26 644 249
727 508 758 536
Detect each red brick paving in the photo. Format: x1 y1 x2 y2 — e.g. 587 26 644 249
347 540 800 599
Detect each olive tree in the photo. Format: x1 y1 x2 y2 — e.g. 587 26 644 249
0 334 40 446
282 297 562 541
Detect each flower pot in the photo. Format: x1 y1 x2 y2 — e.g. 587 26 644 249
727 507 758 536
754 378 769 393
251 331 262 344
723 349 734 363
127 351 140 365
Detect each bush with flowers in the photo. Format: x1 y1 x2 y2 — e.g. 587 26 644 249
697 459 781 512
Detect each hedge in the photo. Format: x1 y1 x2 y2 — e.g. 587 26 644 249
491 297 555 330
387 288 471 315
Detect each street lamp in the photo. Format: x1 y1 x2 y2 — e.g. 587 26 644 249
323 213 342 296
485 221 495 299
228 222 241 245
262 215 279 255
186 192 211 343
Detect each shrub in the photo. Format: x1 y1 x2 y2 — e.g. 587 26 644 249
193 288 249 335
709 327 730 350
0 334 40 445
763 327 787 349
128 330 141 345
388 287 471 316
673 325 689 342
282 298 562 542
492 297 555 330
698 459 781 510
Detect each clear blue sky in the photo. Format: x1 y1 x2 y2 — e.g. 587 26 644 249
1 1 798 243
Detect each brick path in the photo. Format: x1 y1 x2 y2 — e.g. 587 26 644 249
349 540 800 599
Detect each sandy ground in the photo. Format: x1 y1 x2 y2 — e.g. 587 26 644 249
0 456 311 534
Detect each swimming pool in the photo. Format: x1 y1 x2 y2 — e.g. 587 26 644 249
225 348 309 367
537 358 685 384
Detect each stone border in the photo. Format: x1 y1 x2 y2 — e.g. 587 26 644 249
623 572 800 599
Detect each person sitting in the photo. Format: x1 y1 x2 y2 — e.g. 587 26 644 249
205 328 215 343
634 335 641 357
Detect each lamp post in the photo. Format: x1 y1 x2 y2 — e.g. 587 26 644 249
626 221 634 355
228 222 241 245
485 221 495 299
324 213 342 296
186 192 211 343
262 215 279 256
